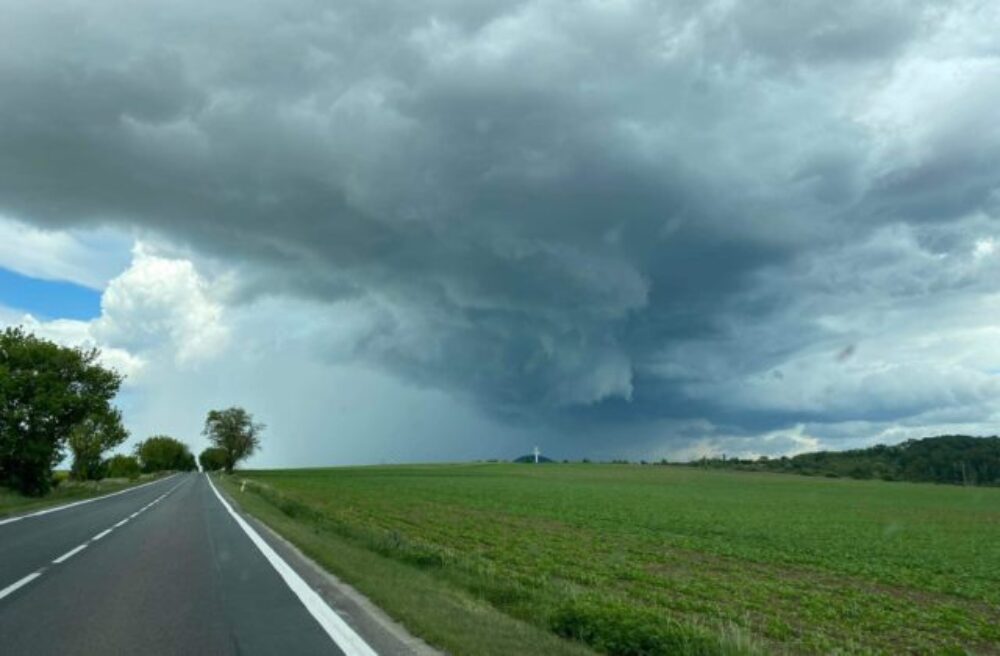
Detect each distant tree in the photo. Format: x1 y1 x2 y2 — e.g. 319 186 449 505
198 447 228 472
105 454 141 479
202 407 263 474
0 327 124 495
698 435 1000 487
69 410 128 481
134 435 196 473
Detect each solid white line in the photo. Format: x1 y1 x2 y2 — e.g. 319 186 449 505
114 518 129 528
0 572 42 600
52 543 88 564
205 474 378 656
0 474 178 527
91 528 112 541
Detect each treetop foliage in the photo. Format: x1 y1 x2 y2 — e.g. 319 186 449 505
134 435 196 473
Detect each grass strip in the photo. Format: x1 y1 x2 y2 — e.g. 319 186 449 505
0 473 167 519
218 474 600 656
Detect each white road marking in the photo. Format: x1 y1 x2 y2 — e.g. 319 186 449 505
0 474 178 527
0 572 42 600
114 518 129 528
52 543 89 564
206 474 378 656
91 528 112 541
0 475 190 603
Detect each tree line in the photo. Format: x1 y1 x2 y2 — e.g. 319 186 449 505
1 327 262 496
690 435 1000 486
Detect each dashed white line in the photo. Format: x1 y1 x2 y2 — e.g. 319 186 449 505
0 572 42 601
0 475 190 602
92 528 112 541
52 543 88 564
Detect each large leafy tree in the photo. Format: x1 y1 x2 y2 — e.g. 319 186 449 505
134 435 196 473
202 407 263 473
69 409 129 481
0 327 124 495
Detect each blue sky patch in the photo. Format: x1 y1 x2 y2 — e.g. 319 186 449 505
0 266 102 320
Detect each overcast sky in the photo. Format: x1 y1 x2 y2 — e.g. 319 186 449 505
2 0 1000 465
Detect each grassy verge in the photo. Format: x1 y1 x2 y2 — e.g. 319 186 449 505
217 473 599 656
219 464 1000 655
0 473 166 519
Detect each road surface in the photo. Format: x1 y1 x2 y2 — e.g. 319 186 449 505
0 473 388 655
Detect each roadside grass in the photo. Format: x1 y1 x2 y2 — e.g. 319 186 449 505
221 464 1000 655
0 473 164 519
218 474 599 656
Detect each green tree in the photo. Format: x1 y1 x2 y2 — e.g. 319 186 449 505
105 454 141 479
699 435 1000 486
0 327 124 495
198 446 227 472
134 435 196 473
69 410 129 481
202 407 263 473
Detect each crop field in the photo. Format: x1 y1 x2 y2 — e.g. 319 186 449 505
225 464 1000 655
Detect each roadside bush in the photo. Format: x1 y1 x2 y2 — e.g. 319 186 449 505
105 454 141 480
198 447 227 472
550 598 720 656
372 529 451 569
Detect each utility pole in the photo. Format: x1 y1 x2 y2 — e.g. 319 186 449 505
533 445 540 464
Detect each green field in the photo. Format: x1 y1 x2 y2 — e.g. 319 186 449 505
222 464 1000 655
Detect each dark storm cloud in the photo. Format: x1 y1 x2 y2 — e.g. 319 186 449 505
2 0 999 446
725 0 924 65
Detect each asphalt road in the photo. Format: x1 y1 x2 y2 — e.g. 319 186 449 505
0 473 374 655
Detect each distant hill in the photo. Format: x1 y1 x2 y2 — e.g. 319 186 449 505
513 454 555 463
693 435 1000 486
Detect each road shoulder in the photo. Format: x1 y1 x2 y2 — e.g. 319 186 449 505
213 474 442 656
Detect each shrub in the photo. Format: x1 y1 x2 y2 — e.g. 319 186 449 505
198 447 228 472
105 454 141 480
551 598 720 656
